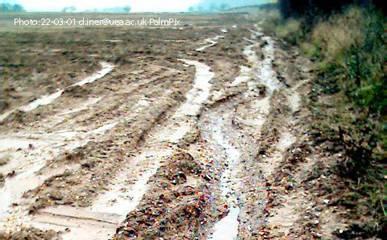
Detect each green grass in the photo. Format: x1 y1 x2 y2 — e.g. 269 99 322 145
262 5 386 237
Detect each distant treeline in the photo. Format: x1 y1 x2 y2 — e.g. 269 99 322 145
62 6 131 13
0 3 25 12
279 0 386 18
188 0 271 12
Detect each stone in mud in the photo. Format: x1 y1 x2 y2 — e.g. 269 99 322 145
171 171 187 185
7 170 16 178
257 84 267 96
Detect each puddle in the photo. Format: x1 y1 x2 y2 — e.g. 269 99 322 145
211 117 241 197
196 35 224 52
91 150 172 216
240 31 282 95
72 62 113 87
19 90 65 112
92 60 214 210
209 207 240 240
0 121 118 222
207 116 241 240
230 66 251 87
257 36 282 93
104 39 123 43
207 28 283 240
41 59 216 238
0 62 113 121
176 59 214 117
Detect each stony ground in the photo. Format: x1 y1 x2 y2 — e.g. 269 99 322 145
0 13 366 240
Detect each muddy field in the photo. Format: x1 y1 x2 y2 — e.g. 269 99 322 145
0 12 356 240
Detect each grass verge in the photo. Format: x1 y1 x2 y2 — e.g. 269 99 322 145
262 5 386 237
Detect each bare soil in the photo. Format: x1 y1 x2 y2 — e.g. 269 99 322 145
0 12 369 240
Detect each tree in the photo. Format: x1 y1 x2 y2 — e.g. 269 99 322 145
219 3 230 11
0 3 25 12
278 0 386 18
123 6 131 13
62 6 76 13
12 4 24 12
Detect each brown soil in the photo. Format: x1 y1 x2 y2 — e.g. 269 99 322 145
0 12 372 240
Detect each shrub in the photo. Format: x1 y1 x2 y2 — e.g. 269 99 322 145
274 3 385 236
311 7 364 61
318 8 385 113
274 18 303 45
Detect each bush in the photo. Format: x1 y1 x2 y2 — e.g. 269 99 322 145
313 7 386 113
275 18 303 45
311 7 364 61
273 3 385 236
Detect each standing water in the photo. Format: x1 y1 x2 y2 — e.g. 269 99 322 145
208 117 242 240
208 28 282 240
0 62 114 121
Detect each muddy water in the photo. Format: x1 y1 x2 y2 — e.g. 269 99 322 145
18 90 65 112
230 66 251 87
205 29 283 239
175 59 214 117
196 35 224 52
90 150 172 216
71 62 114 87
0 23 306 238
256 37 282 93
0 122 117 223
210 207 241 240
0 62 113 122
205 113 242 240
0 62 115 222
27 59 215 240
91 59 214 214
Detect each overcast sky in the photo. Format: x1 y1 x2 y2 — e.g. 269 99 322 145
6 0 202 12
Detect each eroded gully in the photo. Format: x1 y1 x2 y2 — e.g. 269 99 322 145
202 27 288 240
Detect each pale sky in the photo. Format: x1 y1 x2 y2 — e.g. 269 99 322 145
7 0 202 12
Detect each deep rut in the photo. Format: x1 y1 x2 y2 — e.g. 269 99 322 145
0 23 309 240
